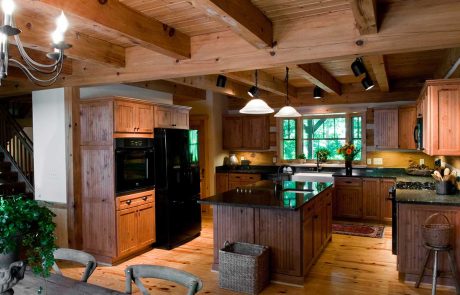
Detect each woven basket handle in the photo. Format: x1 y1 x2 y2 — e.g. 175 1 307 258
424 213 451 226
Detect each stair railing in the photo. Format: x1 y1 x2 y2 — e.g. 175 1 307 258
0 107 34 192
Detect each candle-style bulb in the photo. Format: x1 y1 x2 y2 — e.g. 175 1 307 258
56 11 68 33
1 0 15 15
51 29 63 44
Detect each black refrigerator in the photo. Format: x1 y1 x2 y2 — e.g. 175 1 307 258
154 128 201 249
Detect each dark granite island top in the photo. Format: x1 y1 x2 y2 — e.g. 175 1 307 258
199 180 332 210
332 168 435 182
396 189 460 206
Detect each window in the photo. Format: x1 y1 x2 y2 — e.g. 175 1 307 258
189 130 199 163
280 114 364 161
302 117 346 160
281 119 296 160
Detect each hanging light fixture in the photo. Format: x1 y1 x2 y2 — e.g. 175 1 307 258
313 86 322 99
240 69 274 114
275 67 300 118
361 75 375 90
0 0 71 86
350 57 375 91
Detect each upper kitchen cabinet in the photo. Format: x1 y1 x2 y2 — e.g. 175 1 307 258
420 79 460 156
398 106 417 150
374 108 399 149
114 100 154 134
222 115 270 150
154 105 191 130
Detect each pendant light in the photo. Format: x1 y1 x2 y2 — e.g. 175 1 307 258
274 67 301 118
313 86 322 99
240 70 274 114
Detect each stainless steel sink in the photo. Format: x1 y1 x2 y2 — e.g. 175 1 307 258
291 172 334 182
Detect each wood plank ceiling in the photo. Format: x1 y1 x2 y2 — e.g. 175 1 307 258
1 0 460 106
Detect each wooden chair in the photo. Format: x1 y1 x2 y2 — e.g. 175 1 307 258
52 248 97 282
125 265 203 295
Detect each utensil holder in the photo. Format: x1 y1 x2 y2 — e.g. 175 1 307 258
436 182 457 195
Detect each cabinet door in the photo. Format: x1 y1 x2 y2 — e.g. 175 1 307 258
324 191 333 242
381 178 395 222
422 90 432 154
137 203 156 247
242 116 269 150
313 202 323 257
374 108 398 149
174 109 190 129
216 173 229 193
155 106 174 128
136 104 154 133
114 101 136 133
362 178 381 220
302 205 314 273
117 206 138 257
222 116 243 149
335 186 363 218
430 85 460 155
398 106 417 149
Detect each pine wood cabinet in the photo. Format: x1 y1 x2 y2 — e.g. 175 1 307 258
222 115 269 150
398 106 417 149
216 173 229 193
334 177 363 218
154 105 190 129
419 79 460 155
381 179 396 222
374 108 399 149
114 100 154 134
216 172 261 193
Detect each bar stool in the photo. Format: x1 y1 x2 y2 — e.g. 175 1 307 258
415 213 460 295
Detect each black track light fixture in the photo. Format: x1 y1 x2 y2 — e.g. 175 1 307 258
361 75 375 91
216 74 227 88
247 70 260 97
351 57 367 77
313 86 322 99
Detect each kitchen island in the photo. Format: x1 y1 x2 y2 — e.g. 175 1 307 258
199 180 333 285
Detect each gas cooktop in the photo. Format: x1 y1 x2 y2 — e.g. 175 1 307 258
396 181 436 190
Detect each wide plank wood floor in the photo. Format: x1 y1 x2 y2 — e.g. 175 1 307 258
58 216 456 294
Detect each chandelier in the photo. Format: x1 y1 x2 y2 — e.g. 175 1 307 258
0 0 71 86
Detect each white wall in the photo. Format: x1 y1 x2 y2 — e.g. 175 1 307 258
33 88 69 203
80 84 173 104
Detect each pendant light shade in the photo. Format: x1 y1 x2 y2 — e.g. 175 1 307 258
240 99 274 114
275 67 301 117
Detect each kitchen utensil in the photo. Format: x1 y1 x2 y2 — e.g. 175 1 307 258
444 167 451 176
432 173 442 182
434 170 442 180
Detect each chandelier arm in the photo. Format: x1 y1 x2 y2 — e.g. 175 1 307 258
14 34 62 70
10 58 63 86
19 49 62 75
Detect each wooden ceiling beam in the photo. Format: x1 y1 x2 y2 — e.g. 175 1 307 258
350 0 378 35
193 0 273 49
127 80 206 102
13 10 125 68
298 63 342 95
224 70 297 98
366 55 389 92
434 47 460 79
29 0 191 60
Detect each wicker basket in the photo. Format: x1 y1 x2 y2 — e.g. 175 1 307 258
219 241 270 294
421 213 454 247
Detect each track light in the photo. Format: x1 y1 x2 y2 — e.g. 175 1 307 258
216 75 227 88
351 57 367 77
240 69 274 114
313 86 322 99
361 75 375 91
247 85 259 98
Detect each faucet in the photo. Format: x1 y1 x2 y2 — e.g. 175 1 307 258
277 165 293 182
316 157 322 173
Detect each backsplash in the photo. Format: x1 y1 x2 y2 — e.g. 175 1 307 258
366 151 434 168
439 156 460 171
234 151 276 165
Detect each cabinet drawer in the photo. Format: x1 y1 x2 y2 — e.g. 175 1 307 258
229 173 261 183
117 190 155 210
334 177 362 187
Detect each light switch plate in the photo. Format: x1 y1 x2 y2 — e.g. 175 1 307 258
419 159 425 165
241 156 245 161
373 158 383 165
367 158 372 165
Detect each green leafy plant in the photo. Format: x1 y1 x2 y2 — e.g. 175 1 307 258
0 195 57 276
316 148 330 163
297 153 306 160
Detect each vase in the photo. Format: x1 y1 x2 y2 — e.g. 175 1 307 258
345 160 353 176
0 251 26 295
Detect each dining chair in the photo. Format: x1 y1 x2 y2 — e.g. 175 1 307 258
52 248 97 282
125 265 203 295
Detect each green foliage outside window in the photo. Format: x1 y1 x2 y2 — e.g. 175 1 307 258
351 116 362 161
302 117 346 160
282 119 296 160
189 130 199 163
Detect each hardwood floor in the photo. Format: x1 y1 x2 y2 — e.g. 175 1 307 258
58 216 456 294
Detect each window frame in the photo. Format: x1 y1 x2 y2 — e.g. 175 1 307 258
277 112 366 164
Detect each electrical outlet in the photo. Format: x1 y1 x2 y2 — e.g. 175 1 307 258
419 159 425 165
367 158 372 165
241 156 245 161
373 158 383 165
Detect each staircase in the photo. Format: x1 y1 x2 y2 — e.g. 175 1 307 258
0 151 26 196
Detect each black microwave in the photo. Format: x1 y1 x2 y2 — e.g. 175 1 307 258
115 138 155 195
413 117 423 150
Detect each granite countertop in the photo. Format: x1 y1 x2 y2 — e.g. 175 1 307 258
396 189 460 206
332 168 435 183
199 180 332 210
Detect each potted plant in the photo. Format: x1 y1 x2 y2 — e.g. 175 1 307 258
296 153 306 163
0 195 57 280
316 148 330 163
337 143 360 175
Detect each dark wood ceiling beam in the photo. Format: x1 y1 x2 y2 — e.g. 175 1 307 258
193 0 273 49
366 55 389 92
23 0 190 60
224 70 297 98
350 0 378 35
298 63 342 95
434 47 460 79
127 80 206 102
13 10 125 68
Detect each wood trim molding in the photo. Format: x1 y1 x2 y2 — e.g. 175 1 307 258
350 0 378 35
298 63 342 95
127 81 206 102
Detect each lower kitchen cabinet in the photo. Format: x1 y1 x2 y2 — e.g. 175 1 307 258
216 172 261 193
381 179 396 222
362 178 381 220
335 177 363 219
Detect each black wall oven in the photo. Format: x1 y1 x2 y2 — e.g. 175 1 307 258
115 138 155 195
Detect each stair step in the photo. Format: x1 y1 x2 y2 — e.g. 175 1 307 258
0 171 18 182
0 182 26 196
0 161 11 172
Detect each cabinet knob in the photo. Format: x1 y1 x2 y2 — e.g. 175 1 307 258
126 200 132 205
142 196 148 201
